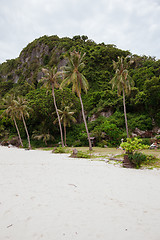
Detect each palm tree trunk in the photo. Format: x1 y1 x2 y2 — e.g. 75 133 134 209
13 117 23 147
79 94 92 151
64 124 67 147
22 114 31 149
52 84 64 147
123 87 129 138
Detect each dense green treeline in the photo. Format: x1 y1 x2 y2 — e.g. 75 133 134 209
0 35 160 147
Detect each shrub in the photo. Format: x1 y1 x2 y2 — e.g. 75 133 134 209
54 147 66 153
76 151 91 158
140 138 151 146
73 140 82 147
91 119 122 147
120 137 149 154
127 114 153 131
121 138 149 168
145 154 158 165
128 152 147 169
97 140 108 148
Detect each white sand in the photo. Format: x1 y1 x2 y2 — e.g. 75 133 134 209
0 146 160 240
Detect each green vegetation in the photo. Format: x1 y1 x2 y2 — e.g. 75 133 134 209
57 104 76 146
121 137 150 169
141 154 160 169
75 151 91 159
120 137 149 154
0 35 160 158
53 146 67 153
61 50 92 150
41 67 64 147
128 152 147 169
110 56 134 138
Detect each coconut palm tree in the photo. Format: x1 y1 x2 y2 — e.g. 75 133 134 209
14 96 32 149
110 56 134 138
32 130 54 146
41 67 64 147
57 104 76 146
1 95 23 147
61 50 92 150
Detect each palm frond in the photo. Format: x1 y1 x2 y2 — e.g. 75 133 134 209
61 50 89 96
111 56 134 96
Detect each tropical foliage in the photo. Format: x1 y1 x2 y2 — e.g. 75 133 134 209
0 35 160 148
41 67 64 147
61 50 92 150
110 56 134 138
57 104 76 146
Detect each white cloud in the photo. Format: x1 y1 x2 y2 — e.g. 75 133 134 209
0 0 160 63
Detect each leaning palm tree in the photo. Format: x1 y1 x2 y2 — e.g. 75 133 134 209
14 96 32 149
41 67 64 147
1 95 23 147
57 104 76 146
61 50 92 150
110 56 134 138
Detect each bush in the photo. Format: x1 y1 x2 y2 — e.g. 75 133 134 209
73 140 82 147
120 137 149 154
145 154 158 165
127 114 153 131
97 140 108 148
146 154 157 162
140 138 151 146
128 152 147 169
91 118 122 147
54 147 66 153
76 151 91 158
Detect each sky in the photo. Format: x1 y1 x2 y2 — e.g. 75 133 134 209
0 0 160 63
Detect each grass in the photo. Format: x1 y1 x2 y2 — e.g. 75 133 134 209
39 146 160 169
142 149 160 159
40 146 123 157
68 147 123 156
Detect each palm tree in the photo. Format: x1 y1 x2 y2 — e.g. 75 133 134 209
57 104 76 146
110 56 134 138
32 131 54 146
41 67 64 147
14 96 32 149
1 95 23 147
61 50 92 150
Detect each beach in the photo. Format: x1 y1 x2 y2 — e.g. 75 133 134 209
0 146 160 240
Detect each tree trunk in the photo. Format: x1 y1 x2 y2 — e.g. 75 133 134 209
52 84 64 147
64 124 67 147
13 117 23 147
79 94 92 151
22 114 31 149
123 87 129 138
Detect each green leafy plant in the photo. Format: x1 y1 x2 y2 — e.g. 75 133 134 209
97 140 108 148
128 152 147 169
76 151 91 158
120 137 149 154
121 137 149 169
54 146 66 153
143 154 160 168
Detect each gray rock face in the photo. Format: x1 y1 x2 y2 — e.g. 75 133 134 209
88 109 113 122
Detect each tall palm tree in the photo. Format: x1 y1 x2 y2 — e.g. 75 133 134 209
14 96 32 149
110 56 134 138
57 104 76 146
61 50 92 150
1 95 23 147
41 67 64 147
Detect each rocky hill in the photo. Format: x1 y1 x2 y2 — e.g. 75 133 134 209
0 35 160 147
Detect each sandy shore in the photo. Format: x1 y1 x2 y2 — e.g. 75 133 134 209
0 146 160 240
